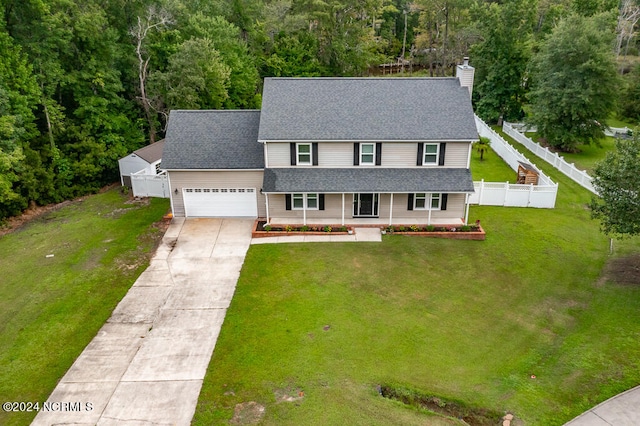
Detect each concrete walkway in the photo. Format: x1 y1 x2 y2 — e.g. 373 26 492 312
564 385 640 425
33 218 253 425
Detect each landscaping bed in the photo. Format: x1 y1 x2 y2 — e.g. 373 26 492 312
382 223 485 240
252 220 353 238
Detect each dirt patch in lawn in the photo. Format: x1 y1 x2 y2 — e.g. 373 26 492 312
600 254 640 286
230 401 265 425
380 385 504 426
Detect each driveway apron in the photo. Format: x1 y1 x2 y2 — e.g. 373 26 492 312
32 218 253 425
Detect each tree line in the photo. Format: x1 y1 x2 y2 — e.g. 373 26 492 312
1 0 639 220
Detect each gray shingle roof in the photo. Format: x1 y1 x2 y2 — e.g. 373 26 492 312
258 77 478 142
133 139 164 163
162 110 263 169
263 168 474 193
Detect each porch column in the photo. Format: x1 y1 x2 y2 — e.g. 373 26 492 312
265 193 270 224
303 194 307 226
389 193 394 226
464 193 470 225
341 193 345 226
428 193 433 225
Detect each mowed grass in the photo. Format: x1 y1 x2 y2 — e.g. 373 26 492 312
0 189 169 425
194 155 640 424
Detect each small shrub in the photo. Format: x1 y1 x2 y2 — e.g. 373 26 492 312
263 225 272 232
324 226 332 233
339 226 347 232
385 226 394 233
285 225 294 232
301 225 310 232
460 225 472 232
410 225 419 232
425 225 435 232
398 226 406 232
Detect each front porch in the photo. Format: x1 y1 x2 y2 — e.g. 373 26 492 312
264 192 469 227
266 216 464 226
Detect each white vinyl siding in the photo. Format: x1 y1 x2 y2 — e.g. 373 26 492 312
392 193 465 220
380 143 419 167
441 143 468 167
265 143 291 167
168 170 266 217
265 141 471 168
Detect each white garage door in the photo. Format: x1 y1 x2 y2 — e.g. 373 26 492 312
183 188 258 217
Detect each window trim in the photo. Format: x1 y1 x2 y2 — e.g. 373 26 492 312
360 143 376 165
430 193 441 210
292 193 319 210
414 193 428 210
296 143 312 165
422 143 440 165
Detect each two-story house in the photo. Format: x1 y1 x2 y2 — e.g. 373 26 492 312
163 65 478 226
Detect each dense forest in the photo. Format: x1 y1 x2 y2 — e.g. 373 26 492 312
0 0 639 219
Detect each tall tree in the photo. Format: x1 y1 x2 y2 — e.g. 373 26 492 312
527 13 620 152
131 5 174 143
0 30 40 216
149 38 231 110
471 0 535 123
590 135 640 236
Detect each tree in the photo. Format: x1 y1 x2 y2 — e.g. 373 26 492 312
475 136 490 160
471 0 535 123
527 13 620 152
131 5 174 143
590 135 640 236
150 38 231 110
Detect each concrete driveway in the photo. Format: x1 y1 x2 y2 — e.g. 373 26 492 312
32 218 254 425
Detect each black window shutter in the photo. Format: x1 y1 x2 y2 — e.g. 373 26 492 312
375 143 382 166
285 194 292 210
438 143 446 166
290 143 296 166
319 194 325 210
353 143 360 165
407 193 414 210
312 143 319 166
441 194 448 210
417 143 424 166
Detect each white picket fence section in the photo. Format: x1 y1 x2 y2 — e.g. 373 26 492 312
502 122 596 194
472 116 558 208
131 170 170 198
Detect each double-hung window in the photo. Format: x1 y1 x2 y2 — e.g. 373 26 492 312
414 193 427 210
292 193 318 210
297 143 312 165
423 143 439 165
360 143 375 165
409 193 443 210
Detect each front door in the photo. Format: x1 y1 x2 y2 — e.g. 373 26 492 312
354 193 379 217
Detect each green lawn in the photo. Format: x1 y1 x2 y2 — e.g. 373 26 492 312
193 158 640 424
0 189 169 426
470 142 516 182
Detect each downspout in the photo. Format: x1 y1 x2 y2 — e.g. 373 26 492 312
265 193 270 224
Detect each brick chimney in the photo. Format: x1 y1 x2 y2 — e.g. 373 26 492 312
456 57 474 99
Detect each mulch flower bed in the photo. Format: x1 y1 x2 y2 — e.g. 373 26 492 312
383 224 485 240
252 220 353 238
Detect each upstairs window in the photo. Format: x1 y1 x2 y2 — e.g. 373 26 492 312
418 143 446 166
360 143 375 165
423 143 439 165
290 143 318 166
297 143 312 165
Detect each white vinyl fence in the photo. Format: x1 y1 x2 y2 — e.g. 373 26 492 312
502 122 596 194
131 170 170 198
473 116 558 208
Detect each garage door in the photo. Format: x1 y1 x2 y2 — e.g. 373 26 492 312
183 188 258 217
